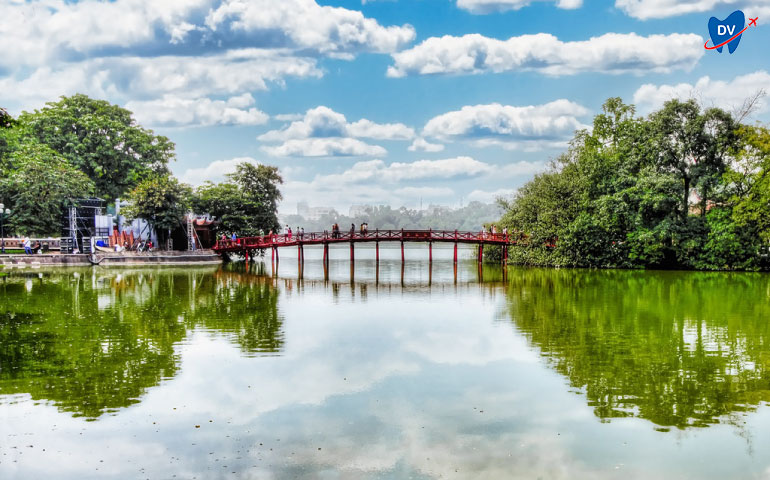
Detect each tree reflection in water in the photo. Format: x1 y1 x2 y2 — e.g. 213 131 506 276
0 264 282 419
504 268 770 430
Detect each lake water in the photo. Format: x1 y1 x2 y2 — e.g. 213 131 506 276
2 245 770 479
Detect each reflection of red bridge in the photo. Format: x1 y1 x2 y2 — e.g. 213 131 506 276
213 229 516 264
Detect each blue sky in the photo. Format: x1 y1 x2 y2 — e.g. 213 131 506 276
1 0 768 214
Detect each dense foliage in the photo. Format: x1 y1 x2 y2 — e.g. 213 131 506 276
1 96 283 242
192 162 283 237
1 143 94 235
500 98 770 270
18 94 174 200
1 95 175 236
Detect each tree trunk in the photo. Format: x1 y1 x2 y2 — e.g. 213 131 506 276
682 175 690 219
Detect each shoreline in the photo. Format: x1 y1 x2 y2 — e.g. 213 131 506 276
0 250 222 268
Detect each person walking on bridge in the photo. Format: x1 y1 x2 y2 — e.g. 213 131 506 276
350 224 355 237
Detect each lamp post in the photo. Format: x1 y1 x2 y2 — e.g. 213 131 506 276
0 203 9 254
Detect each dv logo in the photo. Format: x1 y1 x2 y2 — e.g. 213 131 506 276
705 10 758 53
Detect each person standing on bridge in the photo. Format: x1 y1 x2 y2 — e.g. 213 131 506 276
351 223 355 237
288 227 292 241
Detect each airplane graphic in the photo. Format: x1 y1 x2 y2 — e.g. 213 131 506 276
749 17 758 27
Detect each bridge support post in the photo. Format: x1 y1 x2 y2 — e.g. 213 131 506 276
401 241 405 264
453 242 458 264
478 243 483 263
323 242 329 267
502 245 508 264
350 241 354 263
376 241 379 263
429 242 432 263
298 243 304 277
245 249 249 263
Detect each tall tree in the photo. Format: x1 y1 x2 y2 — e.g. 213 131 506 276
19 94 175 200
648 100 736 219
497 97 760 270
228 163 283 233
121 174 192 247
192 162 283 237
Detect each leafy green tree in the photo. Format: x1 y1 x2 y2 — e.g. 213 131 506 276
497 97 762 270
0 142 94 236
121 174 192 246
18 94 174 200
648 100 736 219
192 162 283 237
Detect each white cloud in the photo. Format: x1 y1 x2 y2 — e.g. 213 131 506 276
0 0 413 118
633 71 770 115
388 32 703 77
279 157 544 209
0 0 414 70
274 113 305 122
409 138 446 152
260 106 415 142
258 106 416 157
0 50 322 115
0 0 217 68
348 119 416 140
394 186 455 197
422 100 589 150
205 0 415 56
178 157 260 185
378 157 493 181
126 93 269 127
615 0 770 20
457 0 582 14
467 188 517 203
261 138 388 157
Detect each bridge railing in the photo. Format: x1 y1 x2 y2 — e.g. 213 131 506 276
213 229 514 251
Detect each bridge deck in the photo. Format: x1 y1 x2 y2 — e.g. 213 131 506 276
213 229 514 254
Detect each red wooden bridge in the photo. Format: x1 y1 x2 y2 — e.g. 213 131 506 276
213 229 515 264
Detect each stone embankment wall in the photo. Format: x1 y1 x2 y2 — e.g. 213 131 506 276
0 250 222 268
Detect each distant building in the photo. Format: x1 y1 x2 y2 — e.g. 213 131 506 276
297 201 310 217
426 204 451 216
309 207 337 220
295 202 337 220
349 204 370 217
